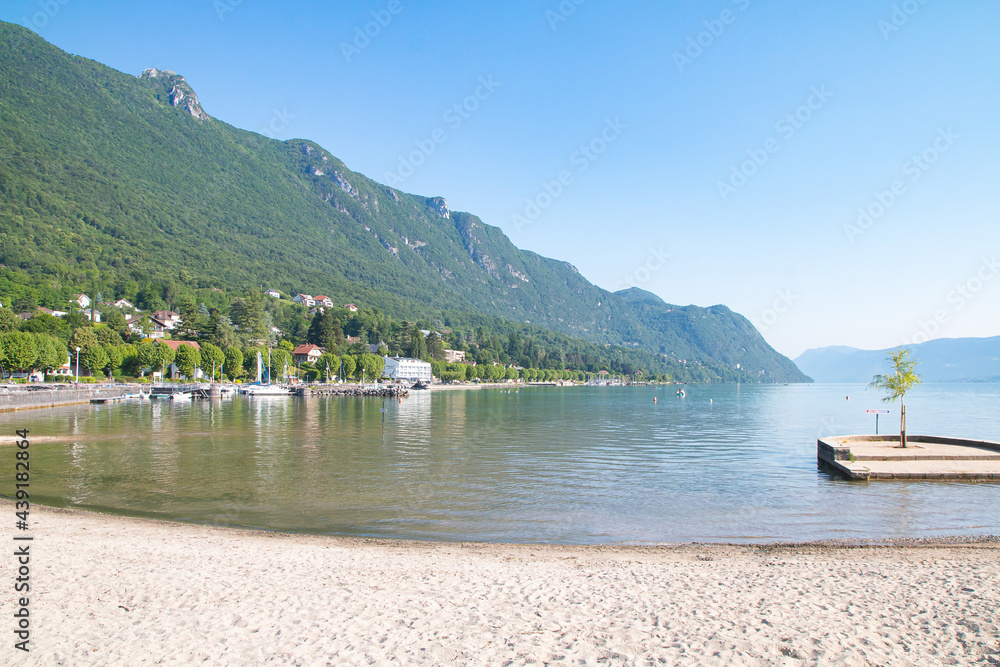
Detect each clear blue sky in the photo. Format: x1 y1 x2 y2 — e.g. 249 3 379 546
4 0 998 358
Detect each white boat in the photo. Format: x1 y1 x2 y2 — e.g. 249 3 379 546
244 348 291 396
245 384 291 396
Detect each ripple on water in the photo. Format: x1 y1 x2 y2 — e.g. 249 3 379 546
3 384 999 543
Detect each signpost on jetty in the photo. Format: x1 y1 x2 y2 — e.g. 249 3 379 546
867 409 890 435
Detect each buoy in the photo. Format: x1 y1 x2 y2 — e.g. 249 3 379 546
709 399 713 403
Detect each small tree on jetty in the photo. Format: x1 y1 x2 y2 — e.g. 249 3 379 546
868 347 922 448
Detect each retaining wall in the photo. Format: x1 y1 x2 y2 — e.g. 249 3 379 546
0 387 131 412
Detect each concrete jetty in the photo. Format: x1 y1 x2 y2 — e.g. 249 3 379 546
818 435 1000 480
0 386 131 411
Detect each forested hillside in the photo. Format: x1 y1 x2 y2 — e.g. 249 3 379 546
0 22 809 382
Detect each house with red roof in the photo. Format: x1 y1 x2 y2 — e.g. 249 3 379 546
292 344 324 364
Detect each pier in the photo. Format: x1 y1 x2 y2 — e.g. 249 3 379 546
818 435 1000 480
0 386 131 411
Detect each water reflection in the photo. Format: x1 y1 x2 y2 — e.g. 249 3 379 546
1 384 998 543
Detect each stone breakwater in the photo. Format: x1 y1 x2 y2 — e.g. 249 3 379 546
294 385 409 398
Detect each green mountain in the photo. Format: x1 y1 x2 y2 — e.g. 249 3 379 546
0 22 809 382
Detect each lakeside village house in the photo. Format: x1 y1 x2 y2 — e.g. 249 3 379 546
17 291 461 382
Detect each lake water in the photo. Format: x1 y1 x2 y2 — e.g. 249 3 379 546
3 383 999 544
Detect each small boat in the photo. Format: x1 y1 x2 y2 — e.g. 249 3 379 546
245 384 291 396
244 349 291 396
149 386 194 400
411 381 429 390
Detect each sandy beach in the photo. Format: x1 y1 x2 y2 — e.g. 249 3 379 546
4 503 997 665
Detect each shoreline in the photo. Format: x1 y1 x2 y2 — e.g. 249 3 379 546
9 502 1000 665
15 500 1000 550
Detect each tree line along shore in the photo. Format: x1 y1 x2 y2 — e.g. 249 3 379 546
0 288 682 384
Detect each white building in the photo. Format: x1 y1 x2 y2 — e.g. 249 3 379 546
265 289 281 299
383 356 432 382
293 293 315 307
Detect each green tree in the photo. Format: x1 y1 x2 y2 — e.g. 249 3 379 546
425 331 445 360
20 313 69 339
94 325 124 347
268 348 292 380
0 308 20 333
408 326 427 360
200 342 225 380
317 352 339 382
103 308 128 337
231 292 267 344
118 344 137 376
178 299 203 339
868 347 923 448
174 344 201 379
441 369 465 382
104 344 124 377
154 343 176 378
134 341 157 376
1 332 38 371
339 354 356 380
208 311 239 349
307 310 334 347
358 353 384 380
223 346 244 381
36 334 68 373
80 343 108 375
288 315 311 345
70 326 99 352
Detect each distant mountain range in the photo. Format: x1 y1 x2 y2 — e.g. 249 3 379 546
794 336 1000 383
0 22 809 382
